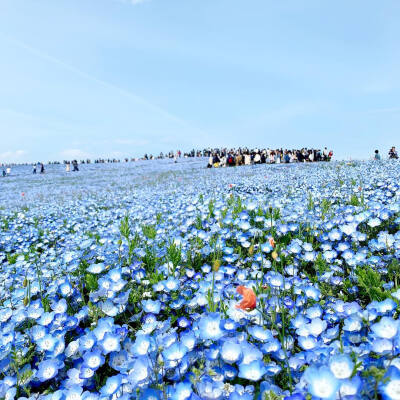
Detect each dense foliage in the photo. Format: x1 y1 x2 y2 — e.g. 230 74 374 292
1 159 400 400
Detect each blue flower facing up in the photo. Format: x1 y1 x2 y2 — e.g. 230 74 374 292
99 332 121 355
303 366 340 399
238 360 266 381
142 299 161 314
380 366 400 400
221 339 242 364
371 317 399 339
127 356 151 388
130 334 154 357
162 342 188 364
329 354 354 380
63 385 83 400
196 378 224 400
109 350 132 373
198 313 224 341
82 349 105 370
36 359 64 382
169 381 193 400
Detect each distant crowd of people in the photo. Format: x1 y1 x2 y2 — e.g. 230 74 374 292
207 147 333 168
1 166 11 177
32 162 45 174
2 146 399 176
64 160 80 172
374 147 398 160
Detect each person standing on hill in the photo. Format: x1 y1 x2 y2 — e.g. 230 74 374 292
374 150 381 160
389 146 398 159
323 147 329 161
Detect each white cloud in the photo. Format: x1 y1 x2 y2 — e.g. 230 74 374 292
60 149 92 160
0 150 27 162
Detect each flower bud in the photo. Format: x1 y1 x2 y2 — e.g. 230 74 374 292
213 259 221 272
248 245 254 256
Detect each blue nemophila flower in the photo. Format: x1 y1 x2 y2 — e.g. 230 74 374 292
198 313 224 341
205 343 220 361
99 332 121 354
177 317 190 329
37 334 57 352
63 385 83 400
78 332 97 353
240 342 263 364
127 356 150 388
329 354 354 379
131 334 154 356
371 317 399 339
92 318 114 340
51 298 68 314
59 281 73 297
142 299 161 314
343 316 362 332
238 360 266 381
163 342 188 363
338 375 362 398
139 388 163 400
87 263 105 274
248 326 273 342
303 365 340 399
221 339 242 364
196 378 224 400
79 365 95 379
298 336 318 350
169 381 192 400
380 366 400 400
100 374 122 396
38 311 55 326
109 350 132 372
82 349 105 370
36 359 64 382
180 331 196 351
163 277 180 291
371 338 393 354
65 367 85 388
100 300 119 317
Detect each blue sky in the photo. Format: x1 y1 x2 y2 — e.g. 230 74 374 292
0 0 399 162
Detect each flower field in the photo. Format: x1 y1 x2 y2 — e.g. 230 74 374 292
1 159 400 400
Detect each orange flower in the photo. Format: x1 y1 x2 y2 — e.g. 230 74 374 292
236 286 257 311
269 237 276 248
